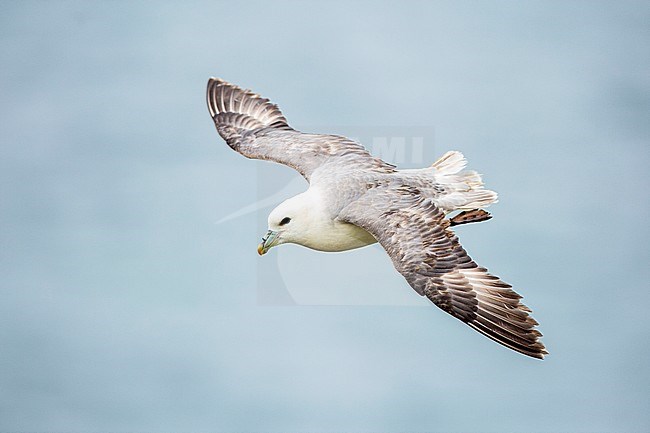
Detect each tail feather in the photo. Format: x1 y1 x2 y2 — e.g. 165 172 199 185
431 151 498 211
431 150 467 174
206 78 292 147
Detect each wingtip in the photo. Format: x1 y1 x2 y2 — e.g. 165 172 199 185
207 77 225 86
206 76 291 138
534 347 549 360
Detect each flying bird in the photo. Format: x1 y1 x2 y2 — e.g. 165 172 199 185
207 78 547 359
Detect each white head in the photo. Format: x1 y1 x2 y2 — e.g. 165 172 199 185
257 193 314 255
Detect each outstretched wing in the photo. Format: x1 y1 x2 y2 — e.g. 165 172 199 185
339 185 547 359
206 78 394 181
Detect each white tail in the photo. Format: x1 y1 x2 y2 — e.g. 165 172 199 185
431 151 498 211
431 150 467 174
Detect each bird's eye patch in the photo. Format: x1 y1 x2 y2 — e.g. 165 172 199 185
279 217 291 226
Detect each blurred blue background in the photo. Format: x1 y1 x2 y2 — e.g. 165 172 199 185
1 1 649 432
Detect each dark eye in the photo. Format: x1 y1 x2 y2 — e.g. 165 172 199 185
279 217 291 226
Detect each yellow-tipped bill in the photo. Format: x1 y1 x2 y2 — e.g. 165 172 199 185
257 230 279 255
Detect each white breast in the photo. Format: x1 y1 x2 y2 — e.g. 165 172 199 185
302 219 377 252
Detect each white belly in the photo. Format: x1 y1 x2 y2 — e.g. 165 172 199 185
302 220 377 252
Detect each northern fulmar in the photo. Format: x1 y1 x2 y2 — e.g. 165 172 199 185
207 78 547 359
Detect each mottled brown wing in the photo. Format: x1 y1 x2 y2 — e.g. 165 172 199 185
449 209 492 226
207 78 394 181
338 185 547 359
